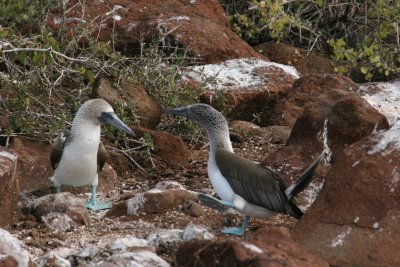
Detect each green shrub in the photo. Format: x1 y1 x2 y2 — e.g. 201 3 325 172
221 0 400 82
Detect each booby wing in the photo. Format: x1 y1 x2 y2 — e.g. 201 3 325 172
215 149 301 217
50 129 108 172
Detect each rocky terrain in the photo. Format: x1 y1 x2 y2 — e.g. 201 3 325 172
1 0 400 266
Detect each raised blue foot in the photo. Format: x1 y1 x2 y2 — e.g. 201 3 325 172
221 216 249 236
56 186 61 193
85 185 112 211
198 193 236 211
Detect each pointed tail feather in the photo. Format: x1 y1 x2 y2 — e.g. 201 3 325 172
198 193 228 212
285 151 325 200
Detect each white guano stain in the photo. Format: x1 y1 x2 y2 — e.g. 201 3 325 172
331 227 352 247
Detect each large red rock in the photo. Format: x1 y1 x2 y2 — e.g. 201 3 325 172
131 126 190 169
48 0 264 63
0 147 19 228
176 227 328 267
293 128 400 266
92 77 162 129
191 58 299 122
9 137 118 195
255 42 337 76
261 74 389 209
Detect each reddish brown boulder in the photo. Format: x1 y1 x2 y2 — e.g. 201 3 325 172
48 0 264 63
268 74 359 127
31 192 91 225
256 42 337 76
131 126 190 168
92 77 162 129
176 227 328 267
9 137 118 195
293 128 400 266
193 58 299 122
0 147 19 228
261 74 388 209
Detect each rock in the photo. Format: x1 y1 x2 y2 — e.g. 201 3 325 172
181 200 203 217
230 121 291 144
192 58 299 122
88 251 169 267
111 236 150 251
254 125 292 144
176 227 328 267
357 80 400 128
9 137 117 194
0 228 36 267
75 245 99 259
182 223 214 241
147 229 183 249
293 127 400 267
36 253 71 267
48 0 263 64
0 147 19 228
42 212 77 233
256 42 337 76
92 77 162 129
107 181 197 217
261 75 389 208
31 192 91 225
131 126 190 169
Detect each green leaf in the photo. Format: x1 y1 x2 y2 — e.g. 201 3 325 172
361 66 369 74
86 69 95 84
32 52 42 66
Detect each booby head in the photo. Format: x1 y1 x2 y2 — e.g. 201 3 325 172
73 99 134 136
164 104 232 151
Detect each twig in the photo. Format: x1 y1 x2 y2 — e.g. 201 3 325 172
2 47 89 62
106 146 149 175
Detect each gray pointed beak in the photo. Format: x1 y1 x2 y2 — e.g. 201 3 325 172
163 107 190 118
99 112 135 136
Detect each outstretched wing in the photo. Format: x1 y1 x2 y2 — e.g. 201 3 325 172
215 149 296 215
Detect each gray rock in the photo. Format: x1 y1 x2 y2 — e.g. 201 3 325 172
182 223 215 241
147 229 183 249
42 212 77 232
0 228 36 267
89 251 169 267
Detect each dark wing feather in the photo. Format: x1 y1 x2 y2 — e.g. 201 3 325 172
50 130 71 170
215 149 297 216
97 142 109 172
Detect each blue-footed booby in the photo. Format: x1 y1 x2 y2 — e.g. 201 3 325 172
164 104 324 235
50 99 134 211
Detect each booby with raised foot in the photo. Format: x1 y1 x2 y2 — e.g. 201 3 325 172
164 103 324 235
50 99 134 211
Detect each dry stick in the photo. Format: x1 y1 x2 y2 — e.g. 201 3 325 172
2 47 89 63
106 146 149 175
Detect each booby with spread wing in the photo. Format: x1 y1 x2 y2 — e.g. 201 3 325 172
164 103 324 235
50 99 134 211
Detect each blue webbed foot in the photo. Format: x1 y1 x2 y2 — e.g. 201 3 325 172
85 200 112 211
221 227 246 235
86 185 112 211
221 216 249 236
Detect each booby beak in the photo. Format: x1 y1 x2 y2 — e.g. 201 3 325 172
99 112 135 136
163 106 190 118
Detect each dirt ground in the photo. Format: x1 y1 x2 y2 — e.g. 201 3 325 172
10 132 298 265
